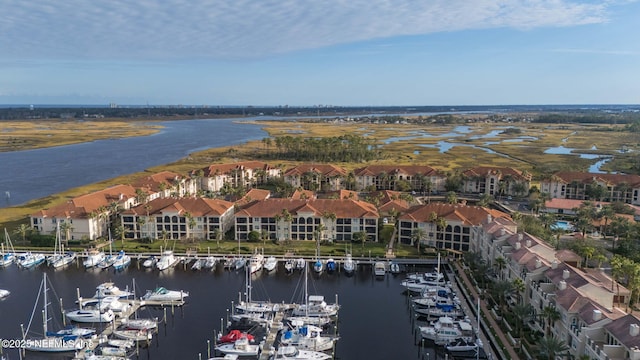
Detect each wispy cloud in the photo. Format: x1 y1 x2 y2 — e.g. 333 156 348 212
0 0 615 61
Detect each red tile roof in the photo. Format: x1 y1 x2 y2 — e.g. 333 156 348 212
552 172 640 186
398 203 509 225
32 184 137 218
283 164 347 177
353 165 443 177
199 161 275 176
462 166 531 181
123 197 234 216
236 199 378 218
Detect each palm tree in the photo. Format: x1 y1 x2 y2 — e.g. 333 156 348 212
15 224 30 244
536 335 570 360
184 212 196 242
411 227 427 254
512 303 535 346
429 212 447 249
136 217 146 240
490 279 514 317
353 231 367 251
59 221 73 244
541 305 561 336
446 191 458 204
512 277 526 304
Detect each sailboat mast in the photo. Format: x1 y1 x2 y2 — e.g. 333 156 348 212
42 273 48 334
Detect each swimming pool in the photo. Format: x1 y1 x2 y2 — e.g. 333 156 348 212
552 220 574 231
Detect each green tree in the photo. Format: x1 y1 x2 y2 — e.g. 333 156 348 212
411 227 427 254
536 335 570 360
541 305 561 336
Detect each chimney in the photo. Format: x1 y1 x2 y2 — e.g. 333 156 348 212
563 269 570 279
518 233 523 241
592 310 602 321
515 242 521 250
486 214 492 224
631 324 640 337
500 228 505 236
558 280 567 290
535 259 542 268
526 239 532 248
552 260 558 269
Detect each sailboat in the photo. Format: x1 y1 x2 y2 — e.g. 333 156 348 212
48 223 76 269
0 228 16 267
235 263 276 314
290 261 339 324
96 230 116 269
23 273 85 352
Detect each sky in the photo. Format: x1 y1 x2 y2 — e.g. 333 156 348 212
1 0 639 106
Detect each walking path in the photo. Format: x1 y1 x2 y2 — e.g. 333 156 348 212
450 260 520 360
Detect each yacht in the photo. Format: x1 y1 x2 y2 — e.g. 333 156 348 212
273 346 332 359
214 337 260 357
83 249 106 268
17 252 46 269
66 308 115 323
374 262 386 276
249 253 264 274
94 282 134 299
112 250 131 271
291 295 340 318
142 287 189 301
342 254 355 274
156 250 179 271
280 321 338 351
263 256 278 272
419 316 474 345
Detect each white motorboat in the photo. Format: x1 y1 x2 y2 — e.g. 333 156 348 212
273 346 332 360
207 355 239 360
294 258 306 271
23 274 86 353
191 258 205 270
83 249 106 268
285 315 332 327
214 337 260 357
419 316 474 345
263 256 278 272
401 275 448 293
96 254 116 270
413 295 460 308
46 325 96 338
342 254 355 274
0 289 10 299
107 339 134 349
113 328 153 342
374 262 386 276
17 252 46 269
66 309 114 323
156 250 179 271
284 259 294 273
142 255 157 268
120 317 158 330
203 256 217 269
249 253 264 274
79 296 130 313
414 304 465 320
445 337 483 353
389 261 401 274
94 282 134 299
99 346 127 356
112 250 131 271
82 350 128 360
142 287 188 302
234 257 246 270
280 321 338 351
0 228 16 267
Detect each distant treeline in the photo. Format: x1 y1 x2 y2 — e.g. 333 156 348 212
258 135 383 162
1 105 638 121
532 112 640 125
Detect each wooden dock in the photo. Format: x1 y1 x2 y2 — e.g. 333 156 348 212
73 297 185 359
258 310 285 360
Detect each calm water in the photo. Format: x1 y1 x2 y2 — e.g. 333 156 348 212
0 262 427 360
0 118 267 208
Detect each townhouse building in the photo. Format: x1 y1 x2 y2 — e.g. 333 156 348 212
196 161 280 193
30 184 138 240
540 172 640 206
132 171 195 199
462 166 531 197
283 164 347 191
119 197 235 241
352 165 446 193
397 202 509 251
234 198 379 242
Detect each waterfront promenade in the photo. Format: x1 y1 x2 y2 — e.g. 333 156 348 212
450 260 520 360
